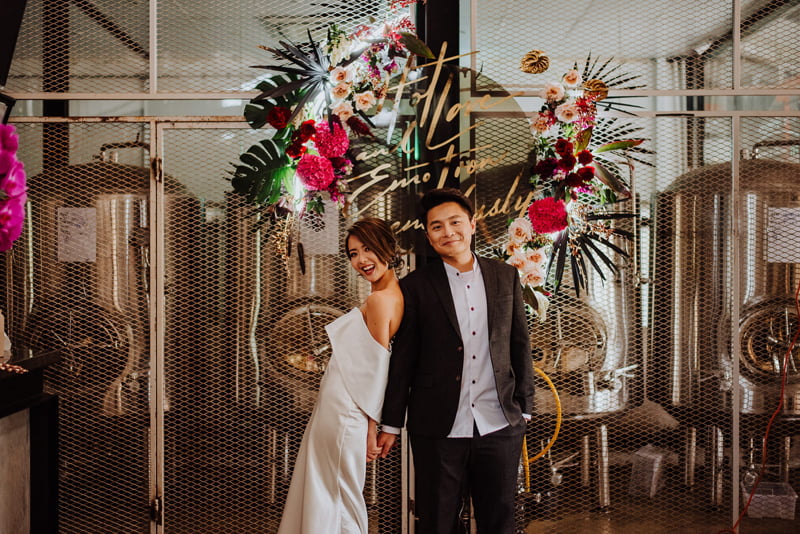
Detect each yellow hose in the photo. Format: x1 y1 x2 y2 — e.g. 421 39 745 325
522 367 562 492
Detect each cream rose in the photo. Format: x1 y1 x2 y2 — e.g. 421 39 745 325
562 69 582 87
531 113 550 134
508 217 533 244
525 247 547 266
332 101 354 122
331 82 351 101
521 264 546 287
505 241 521 256
507 250 527 271
541 82 565 102
330 66 354 84
555 102 579 123
354 91 377 112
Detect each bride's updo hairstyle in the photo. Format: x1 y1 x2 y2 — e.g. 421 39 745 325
344 217 403 269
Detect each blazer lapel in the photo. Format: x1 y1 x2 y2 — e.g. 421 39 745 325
477 256 498 333
428 260 462 339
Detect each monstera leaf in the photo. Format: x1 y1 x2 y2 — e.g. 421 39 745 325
230 138 296 205
244 74 305 130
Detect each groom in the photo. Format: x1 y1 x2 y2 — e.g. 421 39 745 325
378 188 534 534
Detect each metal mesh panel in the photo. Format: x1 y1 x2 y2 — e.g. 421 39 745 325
159 125 409 533
472 0 736 93
156 0 390 93
8 0 150 94
6 0 397 95
739 1 800 88
4 122 154 533
467 112 800 533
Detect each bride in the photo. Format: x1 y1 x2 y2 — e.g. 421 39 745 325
277 217 404 534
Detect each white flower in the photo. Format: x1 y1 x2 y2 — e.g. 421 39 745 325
555 102 579 123
508 217 533 244
332 101 354 122
354 91 377 112
562 69 582 87
529 291 550 323
541 82 565 102
328 38 352 66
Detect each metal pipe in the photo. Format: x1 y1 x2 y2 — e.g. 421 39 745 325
596 424 610 509
684 426 697 487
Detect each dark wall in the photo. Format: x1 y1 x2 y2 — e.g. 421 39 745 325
0 0 28 86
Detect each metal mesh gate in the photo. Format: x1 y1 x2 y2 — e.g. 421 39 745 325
157 124 409 533
3 0 800 533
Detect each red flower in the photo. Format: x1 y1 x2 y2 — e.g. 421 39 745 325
527 197 568 234
329 156 352 174
554 138 573 157
576 166 595 183
577 150 593 165
314 120 349 158
266 106 291 130
296 154 335 191
286 140 307 159
564 172 583 188
297 120 316 143
532 157 558 178
558 154 576 170
346 116 374 137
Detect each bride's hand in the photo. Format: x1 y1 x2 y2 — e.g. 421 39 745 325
366 418 381 462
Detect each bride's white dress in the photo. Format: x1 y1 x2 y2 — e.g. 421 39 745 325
277 308 391 534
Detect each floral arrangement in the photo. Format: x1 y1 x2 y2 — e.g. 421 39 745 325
504 51 652 302
0 124 27 252
504 217 551 321
0 123 27 374
230 0 432 217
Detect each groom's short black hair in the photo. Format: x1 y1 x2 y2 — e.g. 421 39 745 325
420 188 475 229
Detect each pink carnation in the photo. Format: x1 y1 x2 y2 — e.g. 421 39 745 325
314 120 349 158
527 197 568 234
296 154 335 191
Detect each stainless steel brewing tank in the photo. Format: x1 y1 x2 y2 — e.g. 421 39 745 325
652 158 800 415
10 158 198 416
529 258 639 417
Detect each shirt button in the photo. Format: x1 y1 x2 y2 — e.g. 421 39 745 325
472 355 477 359
467 285 471 289
471 403 475 407
472 379 476 384
470 307 474 311
472 331 476 336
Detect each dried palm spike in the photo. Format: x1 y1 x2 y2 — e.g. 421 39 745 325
520 50 550 74
583 79 609 101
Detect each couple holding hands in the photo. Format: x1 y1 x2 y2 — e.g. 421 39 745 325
278 188 534 534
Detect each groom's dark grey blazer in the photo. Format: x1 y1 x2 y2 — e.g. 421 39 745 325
381 255 534 437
